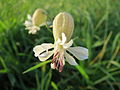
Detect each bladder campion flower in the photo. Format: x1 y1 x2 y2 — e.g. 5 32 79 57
24 9 47 34
53 12 74 42
33 12 88 72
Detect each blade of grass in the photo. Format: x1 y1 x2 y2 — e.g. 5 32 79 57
51 81 58 90
23 60 51 74
111 33 120 53
107 44 120 68
90 31 112 65
35 70 41 90
109 61 120 69
93 71 120 85
75 65 89 81
0 57 9 73
0 69 8 73
41 65 46 90
45 70 52 90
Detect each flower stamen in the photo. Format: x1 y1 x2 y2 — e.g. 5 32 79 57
51 51 64 72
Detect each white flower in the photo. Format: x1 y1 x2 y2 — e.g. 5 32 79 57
33 33 88 72
24 14 40 34
53 12 74 42
24 9 47 34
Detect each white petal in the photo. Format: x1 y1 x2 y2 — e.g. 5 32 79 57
67 47 88 60
38 51 53 61
65 52 78 65
62 58 65 65
24 20 32 27
60 33 67 45
27 14 32 20
63 39 73 49
39 52 48 58
40 22 46 26
31 26 40 31
33 43 54 57
41 43 54 50
28 26 40 34
28 30 37 34
51 63 55 69
55 38 61 45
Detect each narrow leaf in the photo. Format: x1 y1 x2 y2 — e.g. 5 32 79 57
75 65 89 80
23 60 51 74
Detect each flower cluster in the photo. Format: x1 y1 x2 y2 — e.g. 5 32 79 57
24 9 88 72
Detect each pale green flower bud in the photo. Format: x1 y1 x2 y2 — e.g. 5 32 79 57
53 12 74 42
32 9 47 26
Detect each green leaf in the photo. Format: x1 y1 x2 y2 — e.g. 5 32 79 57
0 57 7 69
0 57 9 73
112 33 120 52
23 60 51 74
75 65 89 80
94 71 120 85
0 69 8 74
51 81 58 90
93 40 104 48
8 73 16 86
110 61 120 68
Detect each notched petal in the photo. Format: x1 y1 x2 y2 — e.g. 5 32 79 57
60 33 67 45
38 51 53 61
67 47 88 60
33 43 54 57
65 52 78 65
63 39 73 49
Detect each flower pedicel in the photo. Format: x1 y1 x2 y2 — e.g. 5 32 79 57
33 12 88 72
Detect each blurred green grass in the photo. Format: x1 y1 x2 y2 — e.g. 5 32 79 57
0 0 120 90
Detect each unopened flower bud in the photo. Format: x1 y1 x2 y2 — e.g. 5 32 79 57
32 9 47 26
53 12 74 42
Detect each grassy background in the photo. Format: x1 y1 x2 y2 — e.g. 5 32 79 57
0 0 120 90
